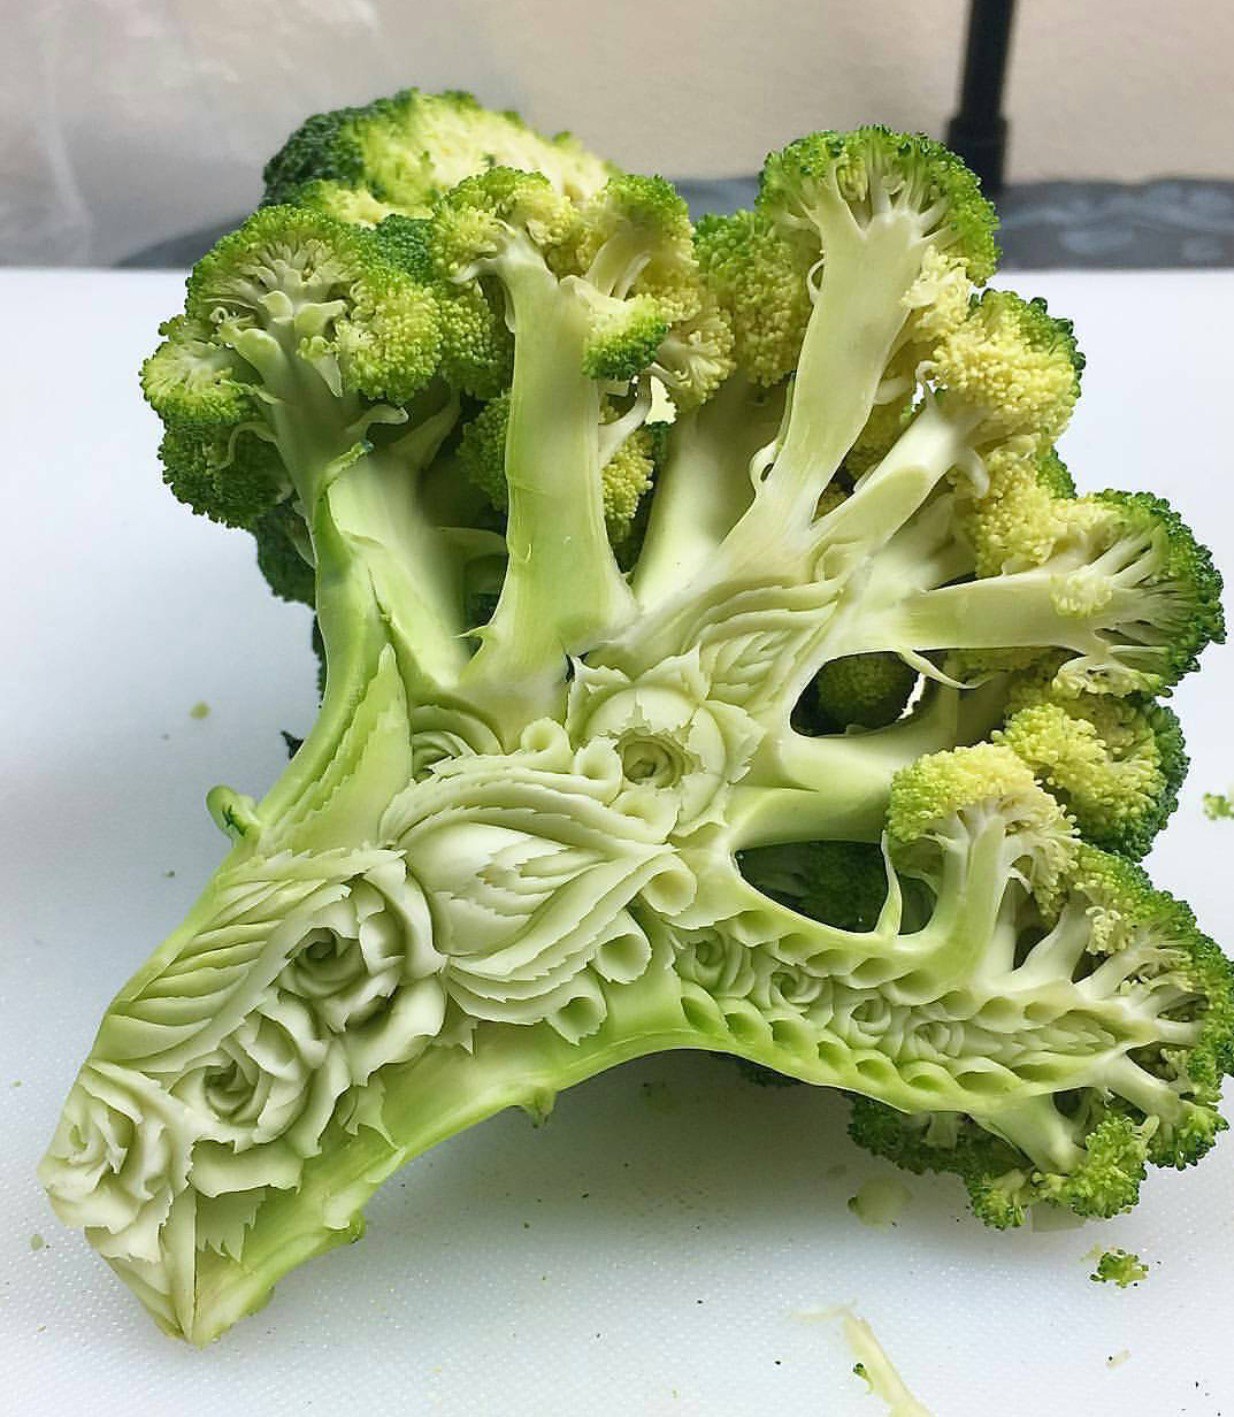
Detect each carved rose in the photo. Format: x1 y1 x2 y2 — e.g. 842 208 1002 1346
38 1063 201 1263
566 653 763 835
674 928 759 999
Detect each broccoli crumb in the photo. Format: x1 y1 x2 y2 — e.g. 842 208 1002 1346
1090 1248 1148 1288
188 701 211 720
847 1177 912 1229
1203 792 1233 820
29 1234 45 1251
829 1309 932 1415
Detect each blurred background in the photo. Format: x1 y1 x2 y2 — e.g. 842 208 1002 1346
3 0 1233 268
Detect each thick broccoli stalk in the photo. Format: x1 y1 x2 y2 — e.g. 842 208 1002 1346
41 111 1231 1347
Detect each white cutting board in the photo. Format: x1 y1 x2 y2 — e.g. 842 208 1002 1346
1 269 1232 1416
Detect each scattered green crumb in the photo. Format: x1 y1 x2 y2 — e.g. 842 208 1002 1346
1203 792 1233 820
11 1080 21 1088
1106 1349 1131 1370
29 1234 45 1251
1090 1248 1148 1288
835 1309 932 1415
164 869 176 878
189 701 211 720
847 1176 912 1228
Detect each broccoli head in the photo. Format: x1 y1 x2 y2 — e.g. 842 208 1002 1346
41 101 1229 1348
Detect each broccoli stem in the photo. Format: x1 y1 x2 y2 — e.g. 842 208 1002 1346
256 386 469 824
632 375 775 608
732 216 929 553
464 245 636 725
328 442 471 697
845 573 1150 663
729 681 1009 850
256 499 393 829
812 400 978 563
186 962 693 1344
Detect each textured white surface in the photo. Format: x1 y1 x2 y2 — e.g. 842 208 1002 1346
2 269 1233 1415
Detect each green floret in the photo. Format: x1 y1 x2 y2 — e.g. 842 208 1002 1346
567 174 701 320
152 420 288 530
185 206 441 409
143 206 446 532
1066 845 1233 1164
142 202 479 702
854 477 1226 703
1073 490 1227 691
457 393 510 509
888 743 1076 917
684 127 1001 554
373 215 513 398
262 105 372 208
252 499 315 607
1090 1248 1148 1288
888 741 1073 854
858 1105 1154 1229
996 666 1187 858
737 839 893 932
814 653 918 730
263 88 615 218
1036 448 1076 497
847 1101 1037 1229
428 168 577 280
141 314 289 527
141 315 260 427
930 290 1083 449
581 295 668 381
645 298 734 411
695 209 812 386
565 175 725 386
757 127 998 283
459 393 658 548
962 445 1091 576
600 423 658 543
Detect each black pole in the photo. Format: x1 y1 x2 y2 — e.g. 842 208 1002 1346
946 0 1017 194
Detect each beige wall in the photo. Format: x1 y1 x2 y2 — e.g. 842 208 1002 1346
5 0 1233 264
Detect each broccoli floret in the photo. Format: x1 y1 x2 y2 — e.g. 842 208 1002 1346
42 108 1231 1348
263 88 615 217
995 663 1187 858
814 653 918 730
1090 1248 1149 1288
